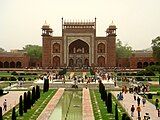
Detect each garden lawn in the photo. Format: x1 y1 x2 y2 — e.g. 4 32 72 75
90 90 126 120
150 85 160 92
3 89 57 120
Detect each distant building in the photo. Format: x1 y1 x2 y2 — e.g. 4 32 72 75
41 18 117 68
117 50 159 69
0 52 30 68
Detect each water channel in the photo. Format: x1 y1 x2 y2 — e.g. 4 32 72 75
49 90 82 120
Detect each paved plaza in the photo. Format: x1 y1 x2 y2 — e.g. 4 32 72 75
0 91 25 115
112 91 159 120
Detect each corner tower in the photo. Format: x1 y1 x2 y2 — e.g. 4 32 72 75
41 21 53 68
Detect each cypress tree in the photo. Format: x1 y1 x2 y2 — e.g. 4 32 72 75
105 91 108 107
19 95 23 116
46 79 49 91
115 103 118 120
12 107 16 120
0 107 2 120
107 93 112 113
24 92 27 113
27 91 31 109
36 85 40 99
122 113 127 120
43 79 46 92
99 80 106 101
31 87 36 105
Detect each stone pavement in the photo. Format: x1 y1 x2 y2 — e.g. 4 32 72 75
37 88 65 120
112 91 159 120
0 91 25 115
83 88 95 120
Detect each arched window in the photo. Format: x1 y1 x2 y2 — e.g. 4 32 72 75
0 62 3 68
10 61 15 68
53 43 60 53
137 62 142 68
16 61 22 68
84 59 89 67
53 56 60 68
143 62 148 68
97 43 105 53
69 59 74 67
97 56 105 67
4 61 9 68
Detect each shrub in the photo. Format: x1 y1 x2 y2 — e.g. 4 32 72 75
115 103 118 120
122 113 127 120
36 85 40 100
147 93 153 99
58 68 67 75
107 93 112 113
19 73 25 76
11 71 18 75
9 77 17 81
1 77 8 81
31 87 36 105
43 79 49 92
12 107 16 120
19 95 23 116
23 92 27 113
0 107 2 120
157 91 160 96
18 77 23 81
0 89 3 96
26 73 31 75
27 91 31 109
28 78 32 81
32 73 37 75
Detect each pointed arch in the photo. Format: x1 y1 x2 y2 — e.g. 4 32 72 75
97 56 105 67
69 59 74 67
53 56 60 68
84 58 89 67
16 61 22 68
143 62 148 68
97 43 105 53
137 62 142 68
10 61 15 68
0 62 3 68
53 43 60 53
4 61 9 68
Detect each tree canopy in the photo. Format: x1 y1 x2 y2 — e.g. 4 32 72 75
0 48 6 53
23 45 42 59
116 39 132 58
151 36 160 60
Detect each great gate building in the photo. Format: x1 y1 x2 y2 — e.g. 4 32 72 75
41 18 117 68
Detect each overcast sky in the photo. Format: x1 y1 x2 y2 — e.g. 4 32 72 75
0 0 160 51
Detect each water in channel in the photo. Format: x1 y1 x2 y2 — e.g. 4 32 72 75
49 90 82 120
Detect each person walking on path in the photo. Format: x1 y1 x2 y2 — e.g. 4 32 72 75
131 105 135 117
142 97 146 107
136 106 141 120
133 92 136 101
137 97 141 106
155 99 159 110
3 99 7 111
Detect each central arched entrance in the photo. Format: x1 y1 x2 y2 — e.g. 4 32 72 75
68 39 89 67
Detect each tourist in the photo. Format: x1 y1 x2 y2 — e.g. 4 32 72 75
136 106 141 119
137 97 141 106
3 99 7 111
155 99 159 110
130 105 135 117
133 92 136 101
142 97 146 107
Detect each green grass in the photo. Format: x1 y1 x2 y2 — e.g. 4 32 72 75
150 85 160 92
3 89 57 120
90 90 126 120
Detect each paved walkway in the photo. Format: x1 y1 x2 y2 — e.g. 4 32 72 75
83 88 95 120
0 91 25 115
37 88 65 120
112 91 159 120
